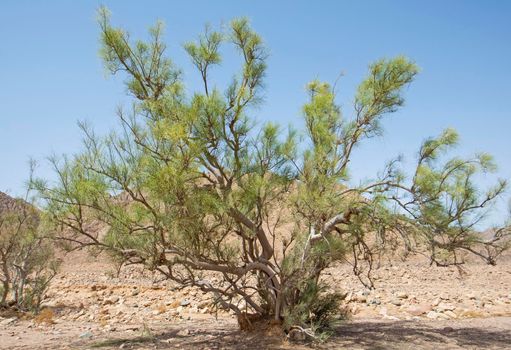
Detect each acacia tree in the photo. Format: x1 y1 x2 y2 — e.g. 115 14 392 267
35 8 509 336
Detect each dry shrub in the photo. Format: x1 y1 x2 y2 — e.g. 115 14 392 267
34 308 55 325
459 310 485 318
237 313 286 339
156 304 167 314
237 312 263 331
169 300 180 308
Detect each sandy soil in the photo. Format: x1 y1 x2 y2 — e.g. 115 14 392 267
2 316 510 349
1 250 510 349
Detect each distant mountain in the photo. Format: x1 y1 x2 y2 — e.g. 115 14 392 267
0 191 22 214
0 191 39 225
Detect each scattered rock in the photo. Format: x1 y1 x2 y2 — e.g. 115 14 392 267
198 300 209 308
407 304 431 316
467 293 478 300
397 291 408 299
431 298 441 307
354 294 367 303
440 293 450 300
390 299 402 306
436 302 456 312
437 313 450 320
369 298 381 305
177 328 190 336
383 315 400 321
0 317 17 326
474 300 486 308
444 310 457 319
103 296 120 305
426 311 441 319
288 328 307 341
79 331 93 339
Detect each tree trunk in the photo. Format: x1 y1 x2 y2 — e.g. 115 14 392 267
1 255 10 306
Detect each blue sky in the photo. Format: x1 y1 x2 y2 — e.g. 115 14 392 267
1 1 510 226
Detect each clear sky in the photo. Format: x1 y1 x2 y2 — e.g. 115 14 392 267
1 0 510 226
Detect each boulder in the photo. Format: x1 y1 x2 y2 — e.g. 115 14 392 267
436 302 456 312
407 304 431 316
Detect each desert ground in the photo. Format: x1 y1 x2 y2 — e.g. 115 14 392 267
1 248 510 350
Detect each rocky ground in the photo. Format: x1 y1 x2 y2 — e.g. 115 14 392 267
1 250 510 349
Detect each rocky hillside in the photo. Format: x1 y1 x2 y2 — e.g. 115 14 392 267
0 191 21 213
0 191 39 220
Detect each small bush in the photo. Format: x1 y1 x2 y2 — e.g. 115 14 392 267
0 190 60 313
284 282 346 340
34 308 55 325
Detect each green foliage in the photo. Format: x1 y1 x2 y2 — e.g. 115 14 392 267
283 281 345 340
0 187 60 313
98 6 180 100
392 128 508 265
355 56 419 120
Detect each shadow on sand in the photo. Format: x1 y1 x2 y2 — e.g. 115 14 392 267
327 320 511 349
87 319 511 349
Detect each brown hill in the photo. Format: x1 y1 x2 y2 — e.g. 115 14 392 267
0 191 21 214
0 191 39 224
